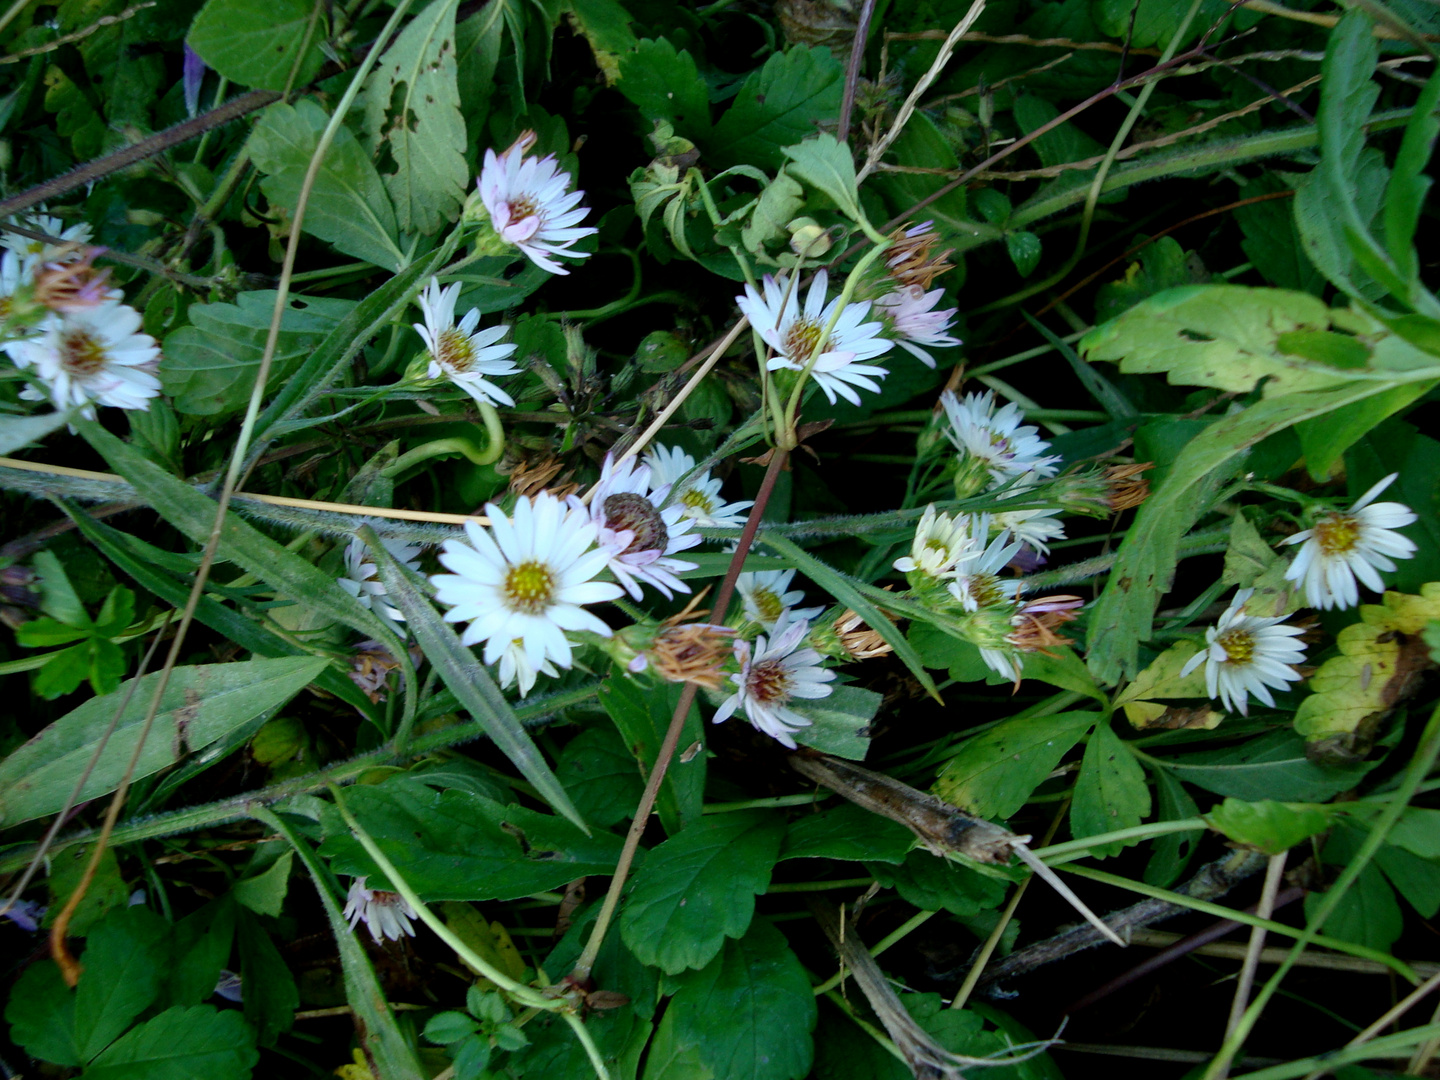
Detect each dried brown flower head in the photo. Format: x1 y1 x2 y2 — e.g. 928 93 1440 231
33 246 114 313
885 221 955 291
1104 462 1153 512
649 620 735 690
832 608 895 661
506 454 580 500
1006 595 1083 655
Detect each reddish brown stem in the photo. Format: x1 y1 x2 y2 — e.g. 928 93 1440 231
570 448 790 984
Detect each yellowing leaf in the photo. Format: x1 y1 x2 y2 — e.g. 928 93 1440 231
1293 584 1440 760
1118 641 1222 729
1221 512 1300 618
439 902 527 982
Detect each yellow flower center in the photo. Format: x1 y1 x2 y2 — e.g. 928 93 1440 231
784 318 824 363
503 560 555 614
1216 627 1255 665
681 488 715 515
1313 513 1359 556
964 572 1007 609
60 329 108 377
751 587 785 623
435 327 476 373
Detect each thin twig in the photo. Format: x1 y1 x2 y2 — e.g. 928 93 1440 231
1125 931 1439 978
837 0 877 143
886 29 1161 54
1218 852 1288 1080
0 2 155 64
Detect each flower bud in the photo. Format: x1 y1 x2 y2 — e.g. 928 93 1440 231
787 217 832 259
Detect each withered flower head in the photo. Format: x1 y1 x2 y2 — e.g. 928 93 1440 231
832 608 895 661
505 453 580 500
884 221 955 291
1104 462 1153 512
1006 595 1083 655
32 246 115 313
348 640 411 704
647 620 735 690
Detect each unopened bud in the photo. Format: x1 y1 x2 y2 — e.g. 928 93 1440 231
787 217 832 259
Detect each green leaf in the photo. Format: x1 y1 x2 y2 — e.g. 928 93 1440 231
0 656 328 826
739 167 804 256
187 0 325 90
1083 379 1407 683
668 918 817 1080
1083 285 1370 398
645 1009 715 1080
34 548 87 625
1006 231 1042 278
1295 381 1435 482
1234 172 1324 295
162 899 236 1011
555 724 645 829
617 38 711 137
45 844 128 937
1144 765 1201 888
262 807 427 1080
565 0 637 85
705 45 843 172
319 780 622 899
869 852 1007 916
79 420 402 645
779 802 912 865
599 669 706 837
16 616 92 646
75 906 169 1061
1304 862 1402 953
83 1005 259 1080
782 134 861 223
160 290 356 416
362 0 468 235
1091 0 1227 48
236 907 297 1047
0 408 75 454
788 682 880 761
619 809 784 974
1012 93 1105 169
425 1011 480 1045
1070 721 1151 857
1375 843 1440 918
1205 798 1333 855
250 99 406 271
368 537 583 828
1384 65 1440 285
1387 807 1440 858
1162 730 1377 801
233 849 293 917
933 712 1096 819
5 958 81 1067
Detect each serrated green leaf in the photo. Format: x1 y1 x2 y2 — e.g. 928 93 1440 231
233 849 293 917
619 810 784 974
0 655 328 826
555 724 645 829
236 907 297 1047
869 852 1007 916
705 45 843 172
5 957 81 1066
162 899 236 1011
1205 798 1333 854
1070 721 1151 857
599 668 706 837
782 134 861 222
84 1004 258 1080
75 906 169 1061
368 537 583 828
187 0 325 90
160 290 356 416
250 99 406 271
566 0 637 85
319 781 621 899
933 712 1096 819
668 918 817 1080
617 38 711 137
363 0 468 235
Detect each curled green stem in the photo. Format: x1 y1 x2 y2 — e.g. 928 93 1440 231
382 403 505 477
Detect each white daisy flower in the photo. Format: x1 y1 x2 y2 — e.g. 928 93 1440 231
339 536 423 626
941 390 1060 492
5 301 160 416
2 211 92 263
476 130 597 275
736 270 893 407
582 453 701 600
873 285 961 369
946 527 1024 612
343 877 418 944
736 568 824 628
431 491 622 674
1281 474 1418 610
713 611 835 749
413 278 520 407
1179 588 1307 716
643 444 754 529
893 504 982 579
0 249 35 324
497 637 558 698
990 502 1067 556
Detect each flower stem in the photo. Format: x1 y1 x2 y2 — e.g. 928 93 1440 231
570 448 790 984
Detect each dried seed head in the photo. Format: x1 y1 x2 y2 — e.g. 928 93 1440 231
1104 462 1153 512
1007 595 1083 654
648 621 735 689
884 221 955 291
33 247 114 313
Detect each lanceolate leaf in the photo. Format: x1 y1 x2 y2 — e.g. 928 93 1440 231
1384 64 1440 286
0 656 328 826
0 408 74 455
367 531 585 829
362 0 469 235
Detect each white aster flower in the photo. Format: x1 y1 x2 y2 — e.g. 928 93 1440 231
941 390 1060 493
643 444 754 529
1281 474 1418 610
583 453 701 600
874 285 961 368
339 536 423 626
476 130 597 275
5 301 160 416
713 611 835 749
736 568 824 628
413 278 520 407
2 211 92 263
893 504 982 579
497 638 558 698
343 877 418 944
1179 588 1307 716
946 527 1024 612
736 270 893 406
991 503 1067 556
431 491 622 674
